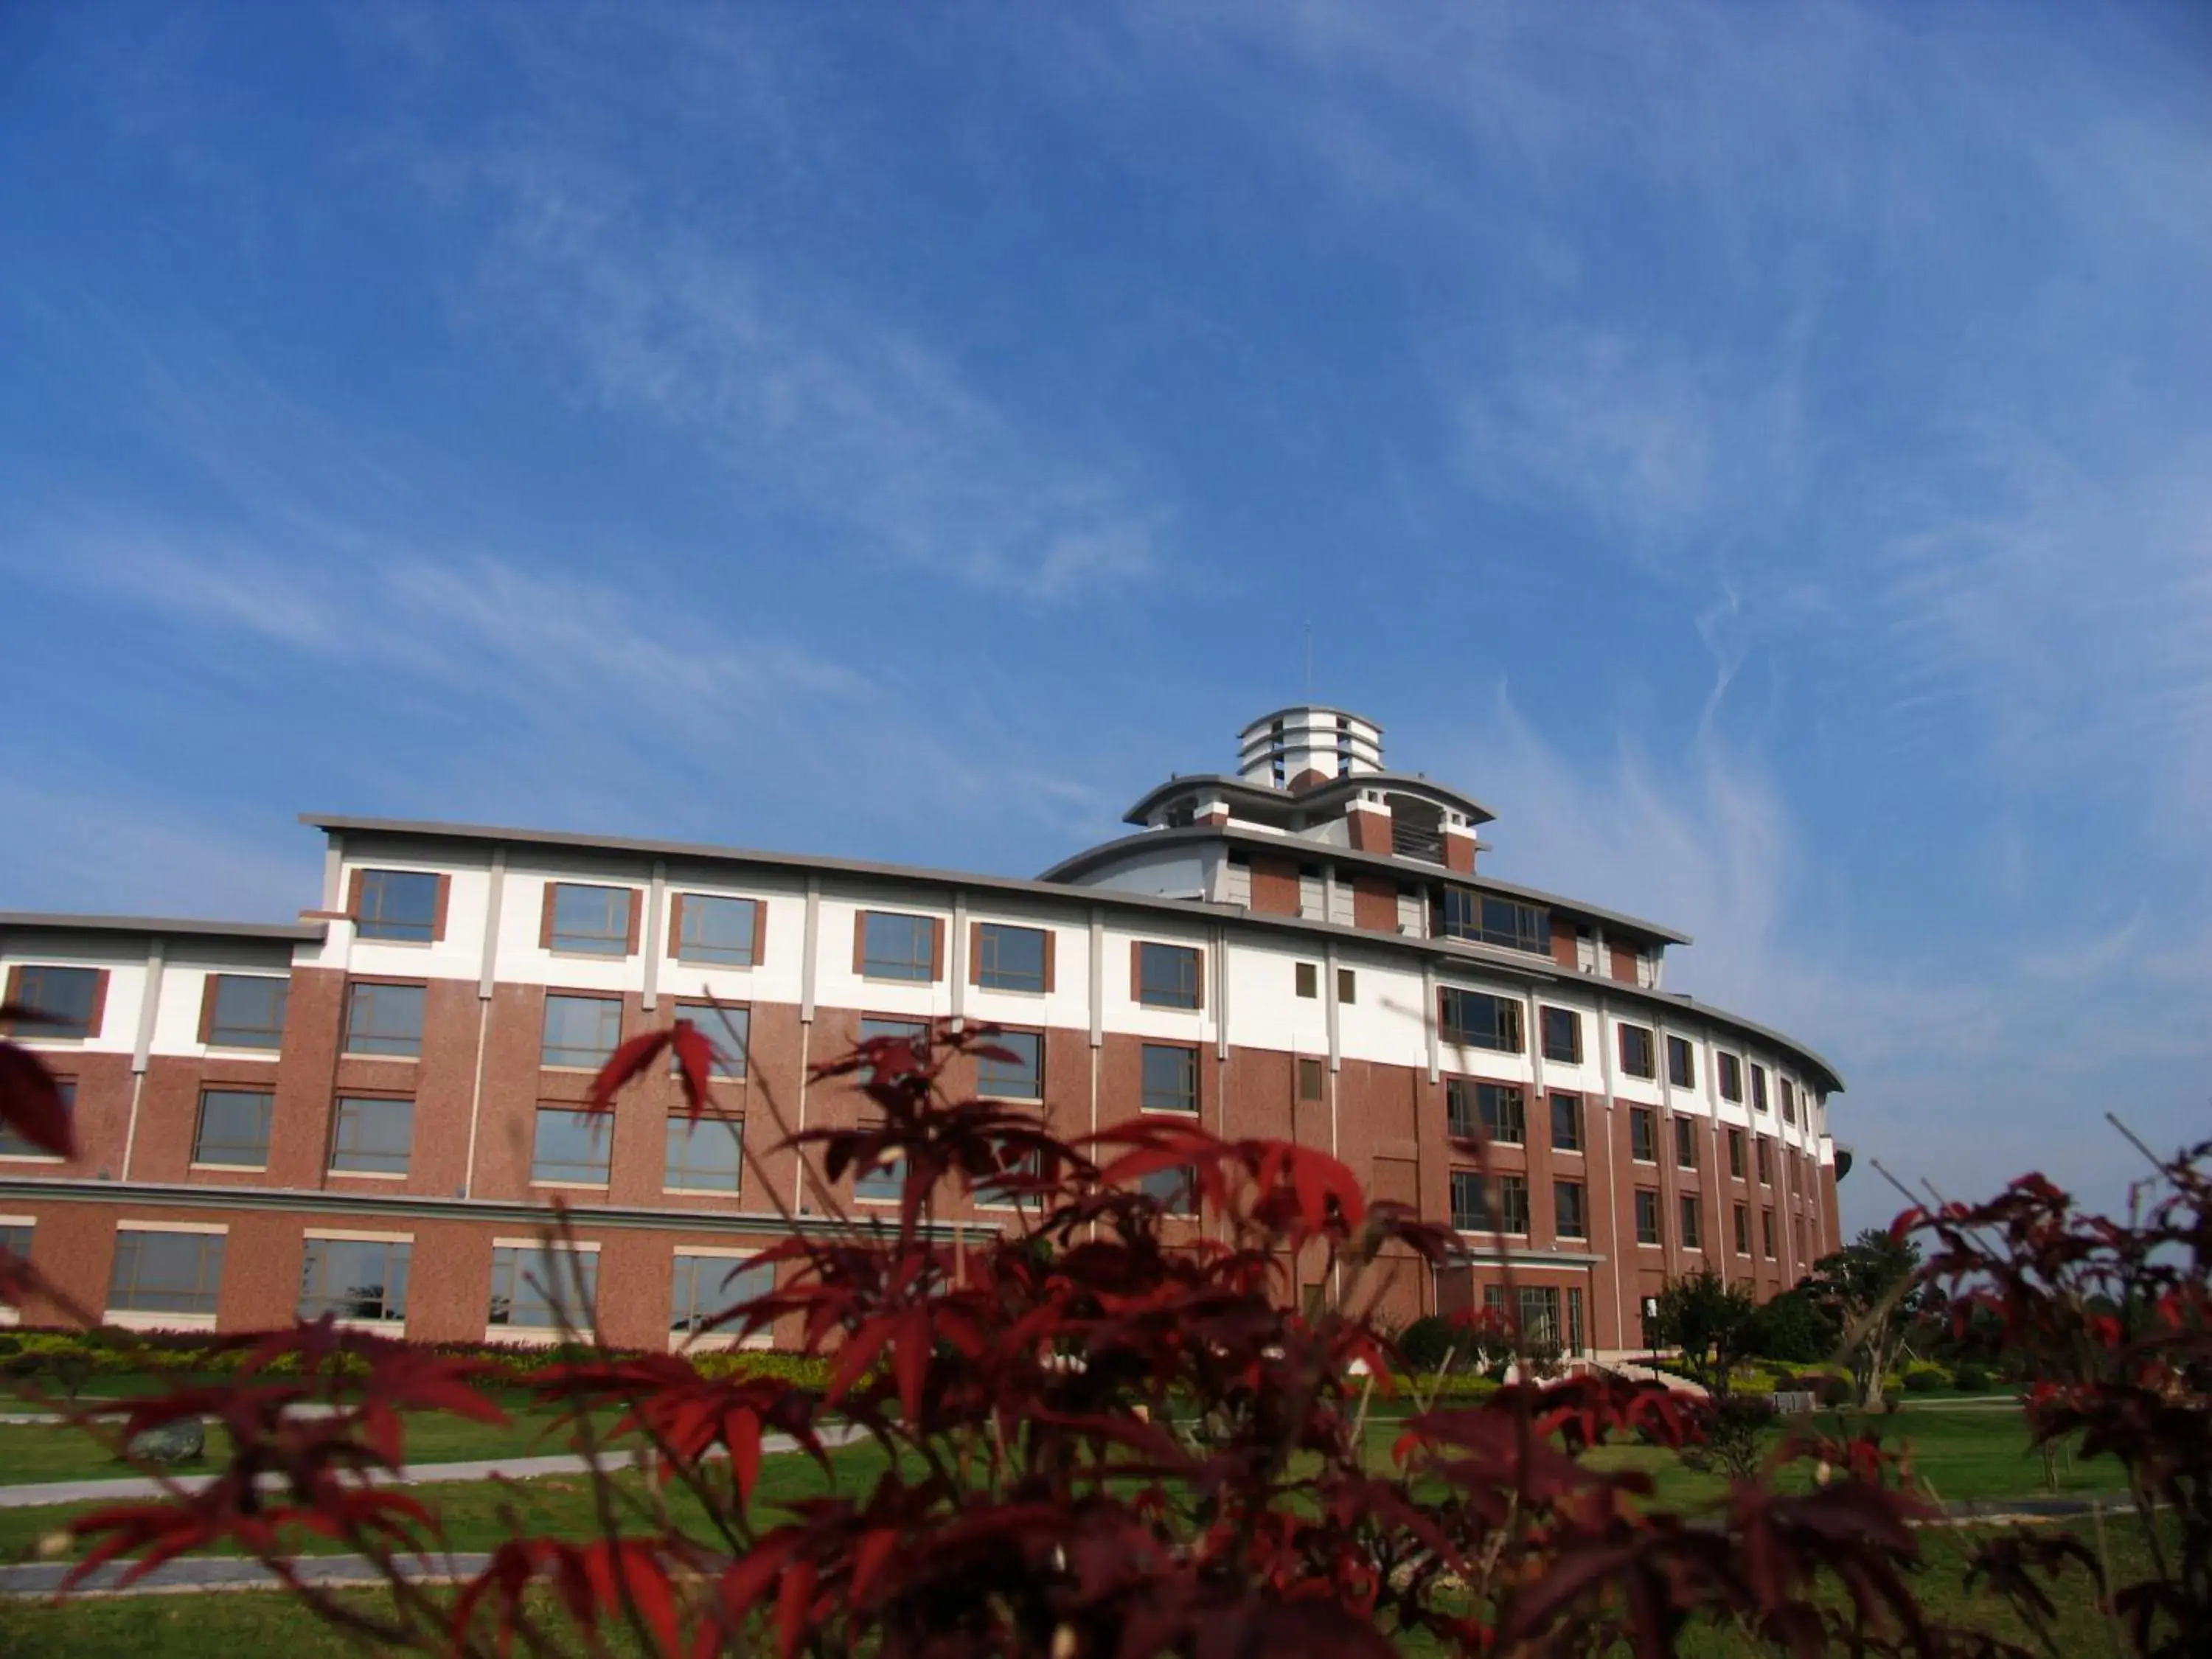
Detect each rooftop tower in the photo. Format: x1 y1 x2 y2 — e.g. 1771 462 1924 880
1236 706 1384 792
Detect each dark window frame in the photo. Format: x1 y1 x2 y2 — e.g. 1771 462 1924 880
1629 1105 1657 1163
1674 1115 1697 1170
1549 1091 1582 1153
1618 1023 1656 1079
328 1095 414 1176
487 1244 597 1329
860 911 939 983
1678 1192 1703 1251
344 979 427 1059
202 974 288 1049
352 869 442 944
298 1236 411 1324
546 883 639 957
975 1028 1044 1101
670 1253 773 1336
1554 1178 1588 1239
1539 1006 1582 1064
974 922 1048 992
1718 1051 1744 1102
672 893 761 967
664 1114 744 1194
1438 987 1524 1053
541 993 623 1070
672 1002 751 1081
1135 942 1203 1010
1666 1034 1695 1089
4 965 105 1040
191 1088 274 1169
1633 1189 1662 1248
1140 1043 1200 1113
530 1105 613 1187
108 1227 226 1318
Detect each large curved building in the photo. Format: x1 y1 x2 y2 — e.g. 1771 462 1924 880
0 707 1841 1360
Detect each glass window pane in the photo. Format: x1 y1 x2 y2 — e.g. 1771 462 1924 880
207 975 288 1048
678 895 757 966
675 1004 749 1079
1138 1165 1197 1215
356 871 439 942
299 1238 411 1323
0 1223 30 1261
1136 943 1199 1009
109 1228 226 1316
0 1078 71 1158
1550 1093 1581 1152
861 913 934 981
551 884 633 956
345 981 425 1057
487 1245 597 1329
542 995 622 1068
532 1107 611 1184
1139 1043 1197 1112
976 924 1046 992
14 967 99 1038
1555 1180 1587 1238
976 1030 1042 1099
671 1254 773 1335
330 1096 414 1175
855 1148 905 1200
664 1115 742 1192
192 1089 273 1166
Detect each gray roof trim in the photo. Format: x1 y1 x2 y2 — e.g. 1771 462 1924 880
1043 825 1694 947
0 913 324 943
1120 771 1497 829
1451 1244 1611 1270
301 815 1835 1091
0 1178 988 1241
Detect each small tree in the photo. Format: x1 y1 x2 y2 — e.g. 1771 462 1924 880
1743 1284 1840 1365
1648 1269 1757 1401
1806 1229 1925 1410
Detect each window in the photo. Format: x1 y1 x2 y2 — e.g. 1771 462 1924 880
1780 1077 1797 1125
192 1089 273 1168
1478 1082 1526 1144
299 1237 411 1324
1674 1194 1699 1251
671 1254 773 1335
1436 891 1549 954
664 1116 743 1194
975 923 1046 992
1750 1064 1770 1113
542 994 622 1069
860 912 938 982
675 1004 750 1079
1567 1287 1586 1357
1139 1164 1197 1216
532 1107 611 1186
344 981 425 1058
1718 1052 1743 1102
1297 1057 1324 1102
1674 1116 1697 1169
1618 1023 1655 1079
0 1079 69 1158
109 1228 225 1318
0 1222 28 1261
675 894 759 967
1295 962 1318 999
1728 1128 1746 1179
855 1144 905 1202
1733 1203 1751 1255
1512 1285 1562 1346
1666 1034 1695 1089
1135 942 1201 1009
353 870 439 942
1549 1092 1582 1152
1756 1138 1772 1184
1554 1179 1587 1239
329 1096 414 1176
1140 1043 1198 1113
1450 1170 1489 1232
1437 988 1523 1052
546 883 636 956
860 1016 926 1051
1761 1208 1777 1259
1634 1189 1662 1247
6 966 102 1039
1337 967 1357 1004
1629 1106 1656 1162
977 1029 1043 1100
488 1245 597 1329
204 975 288 1048
1540 1006 1581 1064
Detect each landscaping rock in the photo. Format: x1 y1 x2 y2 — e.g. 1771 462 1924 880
125 1419 206 1464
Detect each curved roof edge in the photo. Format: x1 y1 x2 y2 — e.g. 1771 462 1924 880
1043 825 1693 947
302 814 1834 1093
1122 771 1496 828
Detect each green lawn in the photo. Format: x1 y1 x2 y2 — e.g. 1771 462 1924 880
0 1513 2171 1658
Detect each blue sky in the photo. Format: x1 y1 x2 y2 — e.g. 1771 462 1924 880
3 2 2207 1227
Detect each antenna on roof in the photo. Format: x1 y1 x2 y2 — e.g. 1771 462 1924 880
1303 622 1313 700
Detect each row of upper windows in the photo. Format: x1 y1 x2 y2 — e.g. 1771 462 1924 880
1438 1081 1806 1182
26 1221 775 1337
1447 1169 1798 1262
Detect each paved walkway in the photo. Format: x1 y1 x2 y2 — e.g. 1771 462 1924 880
0 1424 862 1511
